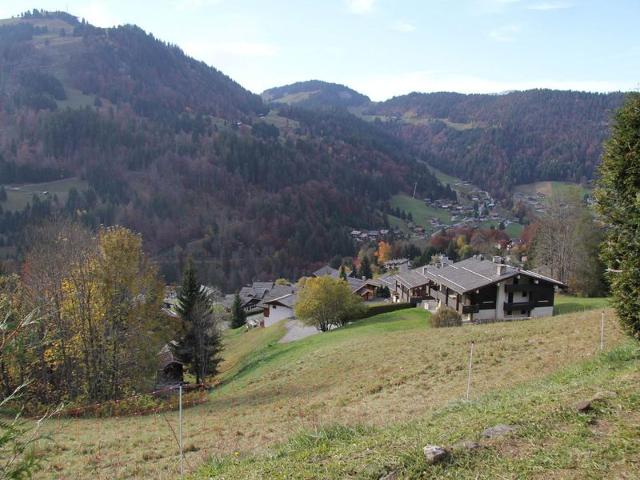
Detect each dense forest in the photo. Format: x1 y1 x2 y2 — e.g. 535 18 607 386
367 90 625 198
0 11 451 291
264 82 625 199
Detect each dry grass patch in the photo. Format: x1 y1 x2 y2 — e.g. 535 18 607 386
34 308 623 479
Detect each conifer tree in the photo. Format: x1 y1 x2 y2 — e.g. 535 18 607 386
173 259 223 383
230 292 246 329
359 256 372 279
595 92 640 339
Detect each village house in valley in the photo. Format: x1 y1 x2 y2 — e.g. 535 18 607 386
391 255 566 322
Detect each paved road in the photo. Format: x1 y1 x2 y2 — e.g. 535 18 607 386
279 319 319 343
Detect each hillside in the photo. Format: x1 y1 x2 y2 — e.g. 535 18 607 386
264 81 626 199
364 90 625 198
262 80 371 109
35 301 629 479
0 11 449 288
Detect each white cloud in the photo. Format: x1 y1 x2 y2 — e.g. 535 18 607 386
76 1 121 27
527 2 573 10
488 24 521 42
345 0 375 15
348 70 630 102
391 20 416 33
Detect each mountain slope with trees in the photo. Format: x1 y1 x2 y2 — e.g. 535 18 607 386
262 80 371 109
0 10 450 290
265 81 625 199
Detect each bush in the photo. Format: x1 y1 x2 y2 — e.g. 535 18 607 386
352 302 414 320
430 307 462 328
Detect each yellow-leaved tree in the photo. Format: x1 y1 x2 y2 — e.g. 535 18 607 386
294 276 364 331
60 226 167 401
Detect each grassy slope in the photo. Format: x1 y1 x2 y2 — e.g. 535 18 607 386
38 305 623 479
198 342 640 479
391 194 451 226
554 294 610 315
514 181 591 200
1 178 88 212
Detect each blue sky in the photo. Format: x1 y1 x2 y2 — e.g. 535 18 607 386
7 1 639 100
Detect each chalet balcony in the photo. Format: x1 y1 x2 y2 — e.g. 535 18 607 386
504 300 552 310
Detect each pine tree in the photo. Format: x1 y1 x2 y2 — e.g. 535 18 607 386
360 256 372 279
175 258 200 320
595 92 640 339
230 292 246 329
173 259 223 383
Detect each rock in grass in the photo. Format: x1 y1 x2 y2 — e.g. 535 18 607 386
423 445 448 464
481 424 516 439
576 391 617 413
575 400 593 413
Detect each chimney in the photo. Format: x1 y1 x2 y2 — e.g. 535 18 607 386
497 264 507 275
492 255 503 264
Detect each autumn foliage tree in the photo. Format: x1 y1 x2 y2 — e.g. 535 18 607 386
375 241 392 265
4 222 171 405
294 276 365 331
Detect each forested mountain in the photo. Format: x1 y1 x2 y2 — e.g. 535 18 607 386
262 80 371 109
0 11 449 290
268 81 625 199
366 90 625 198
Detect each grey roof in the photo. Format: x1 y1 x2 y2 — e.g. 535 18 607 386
420 257 566 294
394 270 431 289
377 274 397 287
262 284 297 303
312 265 340 278
264 293 297 308
345 277 365 292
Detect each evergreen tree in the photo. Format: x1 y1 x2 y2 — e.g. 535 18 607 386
230 292 246 329
359 256 372 279
173 259 223 383
175 258 200 320
595 92 640 339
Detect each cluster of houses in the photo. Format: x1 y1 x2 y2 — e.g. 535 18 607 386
157 255 565 385
163 254 565 331
350 229 390 242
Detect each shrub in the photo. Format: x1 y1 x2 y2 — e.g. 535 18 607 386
430 307 462 328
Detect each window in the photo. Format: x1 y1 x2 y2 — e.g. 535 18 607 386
273 305 277 309
521 309 526 315
523 291 528 297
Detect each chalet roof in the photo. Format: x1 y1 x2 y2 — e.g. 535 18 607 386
420 257 566 294
312 265 340 278
394 270 430 289
157 342 182 370
262 284 297 303
345 277 365 292
264 293 297 308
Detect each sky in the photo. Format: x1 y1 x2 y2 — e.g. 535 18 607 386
5 0 639 100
